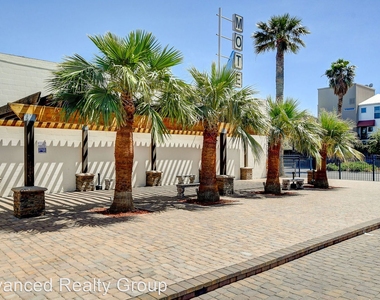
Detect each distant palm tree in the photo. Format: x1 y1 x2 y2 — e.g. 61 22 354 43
324 59 356 116
252 13 310 102
49 31 196 213
189 63 268 202
314 111 363 188
266 98 321 194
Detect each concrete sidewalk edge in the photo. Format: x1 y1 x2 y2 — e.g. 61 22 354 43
137 218 380 300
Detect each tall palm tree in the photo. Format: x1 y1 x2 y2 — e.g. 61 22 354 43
189 63 268 203
324 59 356 116
314 111 363 188
48 31 196 213
266 98 322 194
252 13 310 103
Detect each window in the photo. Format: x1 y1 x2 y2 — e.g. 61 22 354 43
369 126 373 132
361 107 367 113
375 106 380 119
349 98 355 105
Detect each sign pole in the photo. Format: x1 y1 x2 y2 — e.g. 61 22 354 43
218 7 222 72
24 114 36 186
82 125 89 173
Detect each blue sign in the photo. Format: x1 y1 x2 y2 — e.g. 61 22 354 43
38 141 47 153
226 51 235 70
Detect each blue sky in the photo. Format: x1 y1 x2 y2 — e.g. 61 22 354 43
1 0 380 116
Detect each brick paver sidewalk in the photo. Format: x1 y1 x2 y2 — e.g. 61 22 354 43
195 228 380 299
0 179 379 299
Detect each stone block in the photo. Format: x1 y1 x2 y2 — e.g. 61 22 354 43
12 186 47 218
216 175 235 196
75 173 95 191
240 167 253 180
146 171 162 186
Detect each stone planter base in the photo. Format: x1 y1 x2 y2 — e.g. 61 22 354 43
76 173 95 191
146 171 163 186
307 170 316 184
12 186 47 218
216 175 235 196
240 167 253 180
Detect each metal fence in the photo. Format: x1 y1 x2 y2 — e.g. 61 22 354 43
283 155 313 178
283 154 380 182
326 155 380 182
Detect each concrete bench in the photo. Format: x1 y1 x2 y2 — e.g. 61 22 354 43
176 174 196 184
282 178 304 190
176 174 198 197
176 183 200 198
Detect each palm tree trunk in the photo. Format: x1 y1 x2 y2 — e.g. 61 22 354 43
314 145 329 188
265 141 282 194
109 93 135 213
276 48 285 176
276 48 284 103
198 121 220 203
337 93 343 116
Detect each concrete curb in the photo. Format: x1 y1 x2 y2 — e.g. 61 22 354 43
137 218 380 300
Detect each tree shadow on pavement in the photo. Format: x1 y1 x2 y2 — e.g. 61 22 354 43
0 190 212 234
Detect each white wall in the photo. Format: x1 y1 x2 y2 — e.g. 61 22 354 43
238 136 268 179
0 126 267 196
157 134 202 185
0 53 56 106
358 104 380 122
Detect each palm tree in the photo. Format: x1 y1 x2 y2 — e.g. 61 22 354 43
252 14 310 176
314 111 364 188
48 31 196 213
324 59 356 116
252 13 310 102
189 63 268 203
265 98 322 194
367 129 380 155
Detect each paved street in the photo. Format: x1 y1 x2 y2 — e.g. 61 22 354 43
0 179 380 299
195 229 380 299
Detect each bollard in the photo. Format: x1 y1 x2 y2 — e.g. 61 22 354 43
96 173 102 190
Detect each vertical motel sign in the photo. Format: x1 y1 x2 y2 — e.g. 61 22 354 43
232 14 243 88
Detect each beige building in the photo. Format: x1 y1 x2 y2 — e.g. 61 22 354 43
318 83 375 124
0 53 56 106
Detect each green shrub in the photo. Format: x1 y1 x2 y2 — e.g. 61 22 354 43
327 163 338 171
327 161 375 172
342 161 372 172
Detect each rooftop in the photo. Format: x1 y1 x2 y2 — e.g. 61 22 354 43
358 94 380 106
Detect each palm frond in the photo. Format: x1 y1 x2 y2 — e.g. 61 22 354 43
252 13 310 55
136 102 169 143
319 110 363 161
156 77 198 128
324 59 356 96
267 97 322 158
49 30 188 133
150 45 183 70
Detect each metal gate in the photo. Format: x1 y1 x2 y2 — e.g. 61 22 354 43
283 155 313 178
